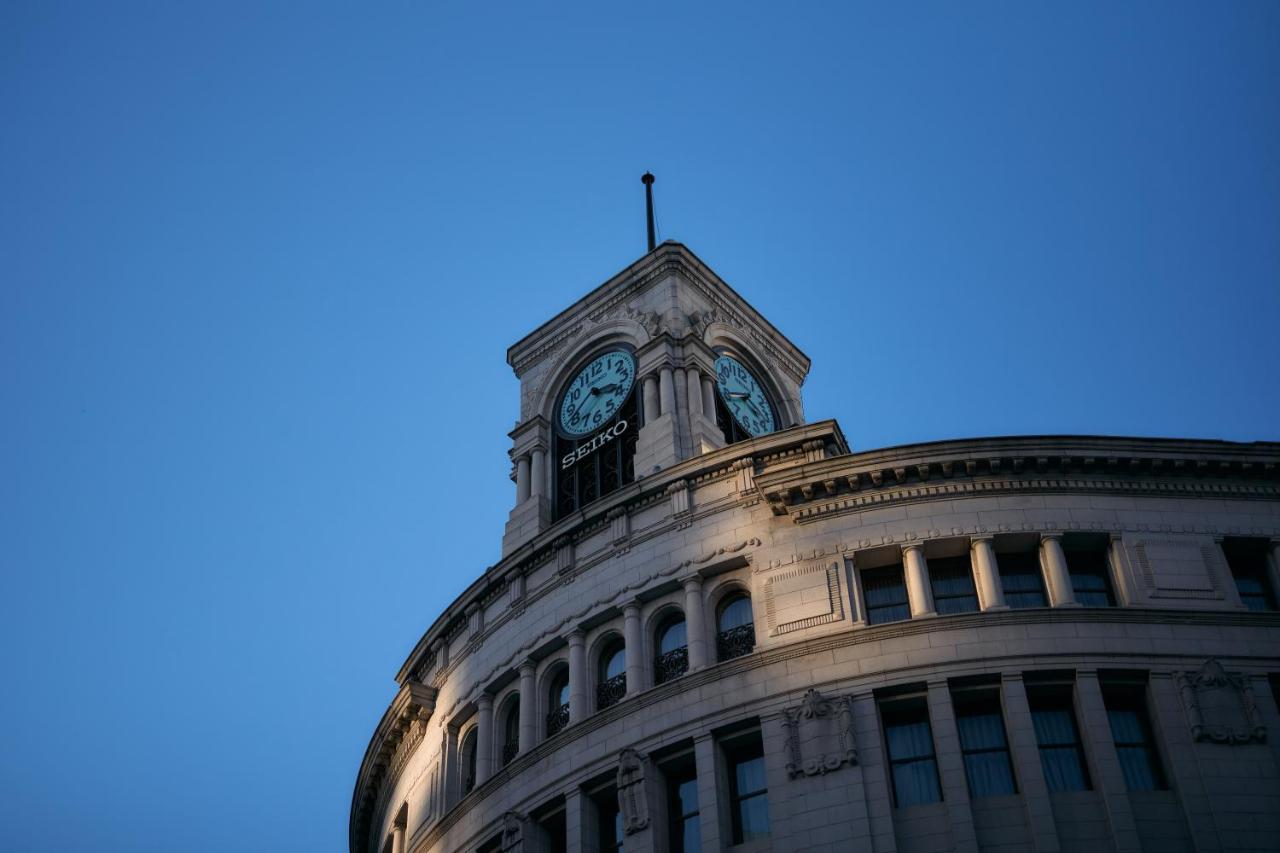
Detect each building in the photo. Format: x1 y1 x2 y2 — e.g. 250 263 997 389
351 241 1280 853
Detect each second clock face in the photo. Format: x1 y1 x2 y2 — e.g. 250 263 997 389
715 355 776 437
558 350 636 436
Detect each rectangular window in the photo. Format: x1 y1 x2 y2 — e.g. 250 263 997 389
863 565 911 625
591 786 624 853
1026 683 1091 792
1065 545 1116 607
1101 680 1166 791
724 730 770 844
881 695 942 807
662 753 701 853
1221 538 1277 611
952 688 1017 797
930 555 979 614
998 551 1047 608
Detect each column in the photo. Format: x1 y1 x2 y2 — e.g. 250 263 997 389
659 365 676 416
530 447 546 499
443 726 460 806
516 455 530 503
971 535 1006 610
926 680 979 853
565 784 586 853
902 543 936 617
476 693 494 785
568 629 587 723
685 366 703 419
1002 674 1061 853
518 660 537 753
1040 534 1077 607
693 734 724 853
852 692 897 852
1268 540 1280 606
623 600 644 697
392 823 406 853
683 576 709 670
1074 670 1142 853
642 374 659 425
701 375 716 419
1146 673 1221 852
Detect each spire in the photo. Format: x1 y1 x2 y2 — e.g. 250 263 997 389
641 172 656 252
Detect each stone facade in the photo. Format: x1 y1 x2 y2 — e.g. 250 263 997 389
352 243 1280 853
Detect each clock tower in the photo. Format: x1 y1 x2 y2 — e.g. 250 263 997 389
501 241 811 556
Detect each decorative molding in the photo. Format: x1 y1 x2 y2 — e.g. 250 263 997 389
608 506 630 556
500 811 528 852
782 688 857 778
667 479 692 528
616 747 651 835
1130 536 1227 601
764 560 844 635
351 682 437 853
1175 659 1266 744
554 537 575 576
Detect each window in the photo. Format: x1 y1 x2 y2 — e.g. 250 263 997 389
998 551 1047 608
1101 680 1166 791
655 614 689 684
952 688 1016 797
547 669 570 737
533 800 567 853
461 728 478 795
716 594 755 662
930 556 979 614
724 729 770 844
662 752 701 853
502 698 520 765
1221 538 1277 611
591 785 624 853
597 639 627 710
863 565 910 625
1065 545 1116 607
881 696 942 807
1027 684 1091 792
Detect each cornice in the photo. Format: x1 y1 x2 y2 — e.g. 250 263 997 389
754 435 1280 523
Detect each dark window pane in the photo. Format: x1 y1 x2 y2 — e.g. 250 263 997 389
659 619 687 654
1221 537 1277 611
955 698 1016 798
1102 685 1167 791
1066 548 1116 607
864 565 911 625
999 552 1047 608
1028 688 1091 793
892 758 942 807
737 795 770 841
883 700 942 807
719 596 753 632
726 731 770 844
930 556 979 614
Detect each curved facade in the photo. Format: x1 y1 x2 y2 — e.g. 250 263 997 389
352 243 1280 853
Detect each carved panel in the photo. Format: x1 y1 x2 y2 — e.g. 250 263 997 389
1176 659 1266 744
616 747 651 835
1129 535 1226 600
782 689 857 778
764 560 844 635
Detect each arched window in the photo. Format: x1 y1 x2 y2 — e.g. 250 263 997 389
596 638 627 710
502 698 520 766
460 728 478 795
654 613 688 684
716 593 755 662
546 668 570 738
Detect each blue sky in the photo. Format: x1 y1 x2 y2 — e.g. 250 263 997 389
2 2 1277 851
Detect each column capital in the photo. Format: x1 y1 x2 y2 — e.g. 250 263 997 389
1040 532 1064 543
681 573 704 592
900 542 925 555
567 628 586 645
623 599 643 617
518 658 537 677
970 534 995 546
477 693 494 711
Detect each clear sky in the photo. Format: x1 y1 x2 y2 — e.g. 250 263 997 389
2 2 1277 851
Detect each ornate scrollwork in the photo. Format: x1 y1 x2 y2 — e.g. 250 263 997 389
545 702 570 738
654 646 689 684
502 741 520 766
596 672 627 710
1176 659 1266 744
716 623 755 662
782 688 857 778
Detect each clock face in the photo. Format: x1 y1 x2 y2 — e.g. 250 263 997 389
715 355 776 437
558 349 636 437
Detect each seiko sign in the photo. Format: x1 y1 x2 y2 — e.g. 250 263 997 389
561 419 629 470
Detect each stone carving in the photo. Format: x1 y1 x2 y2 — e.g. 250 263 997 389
764 560 844 635
500 811 526 852
622 304 663 338
616 747 650 835
1176 659 1266 744
782 688 857 778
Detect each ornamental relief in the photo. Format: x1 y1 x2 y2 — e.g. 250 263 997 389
782 688 857 778
1176 659 1267 745
616 747 651 835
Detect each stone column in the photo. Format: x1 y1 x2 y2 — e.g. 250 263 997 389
1074 670 1142 853
1146 672 1220 852
443 726 460 806
971 536 1006 610
391 824 405 853
530 448 546 499
518 660 537 754
1040 534 1078 607
851 692 896 851
683 576 709 670
686 366 703 419
658 366 676 417
564 784 586 853
476 693 494 785
623 600 644 697
926 680 979 853
516 455 531 503
693 734 723 853
702 375 716 420
1001 674 1061 853
1268 540 1280 607
568 629 587 723
902 543 936 617
642 374 659 425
